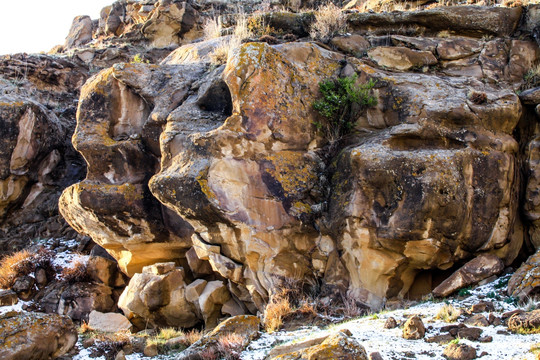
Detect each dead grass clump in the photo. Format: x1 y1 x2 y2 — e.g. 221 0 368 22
209 13 253 65
435 304 462 322
216 333 244 360
468 91 487 105
90 331 131 360
310 3 346 43
0 248 55 289
264 291 293 333
204 17 222 40
184 329 204 346
199 348 219 360
62 258 90 283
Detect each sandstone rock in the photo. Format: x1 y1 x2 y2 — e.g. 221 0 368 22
384 317 398 329
425 334 455 344
65 15 94 49
186 279 208 303
443 343 477 360
457 327 483 341
142 262 176 275
0 290 18 306
265 330 368 360
266 334 331 359
432 254 504 298
508 251 540 301
186 247 213 276
12 276 34 301
470 301 494 313
178 315 260 360
119 266 198 329
402 315 425 340
348 6 522 37
436 38 482 60
369 352 384 360
519 87 540 105
57 282 116 321
87 255 119 286
368 46 437 71
59 63 198 276
331 35 370 56
88 310 132 333
507 309 540 333
0 54 87 253
64 35 525 314
0 312 77 359
198 280 231 327
144 343 159 357
464 314 489 327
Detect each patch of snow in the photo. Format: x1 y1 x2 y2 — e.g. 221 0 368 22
242 276 540 360
0 300 31 315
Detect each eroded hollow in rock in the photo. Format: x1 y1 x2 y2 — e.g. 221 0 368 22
196 78 233 117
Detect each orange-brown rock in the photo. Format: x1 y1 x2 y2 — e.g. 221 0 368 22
432 254 504 298
0 312 77 360
58 4 538 326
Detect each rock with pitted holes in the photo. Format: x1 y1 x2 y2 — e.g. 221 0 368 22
403 315 425 340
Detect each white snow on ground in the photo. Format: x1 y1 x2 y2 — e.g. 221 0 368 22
243 275 540 360
0 300 31 315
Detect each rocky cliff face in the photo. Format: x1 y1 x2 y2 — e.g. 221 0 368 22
4 0 540 329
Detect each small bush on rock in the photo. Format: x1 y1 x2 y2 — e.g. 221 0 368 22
313 73 377 141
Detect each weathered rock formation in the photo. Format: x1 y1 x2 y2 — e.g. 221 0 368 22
0 312 77 359
56 3 540 322
0 54 88 251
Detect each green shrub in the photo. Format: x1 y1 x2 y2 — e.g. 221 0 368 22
313 73 377 141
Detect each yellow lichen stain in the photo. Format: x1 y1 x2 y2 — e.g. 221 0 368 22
197 169 216 200
264 152 316 195
293 201 312 214
0 101 24 107
78 182 144 202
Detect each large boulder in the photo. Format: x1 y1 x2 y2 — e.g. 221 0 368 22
60 6 533 316
118 263 199 329
0 312 77 360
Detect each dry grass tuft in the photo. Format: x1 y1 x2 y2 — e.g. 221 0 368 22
309 3 346 43
199 348 219 360
435 304 462 322
0 248 56 289
216 333 244 360
62 257 90 283
264 291 293 333
0 250 33 289
91 331 131 360
204 17 223 40
184 329 204 346
209 13 253 65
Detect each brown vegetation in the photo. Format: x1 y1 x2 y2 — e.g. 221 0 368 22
0 248 55 289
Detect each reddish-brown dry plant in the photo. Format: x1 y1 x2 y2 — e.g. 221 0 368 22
217 333 244 360
183 329 204 346
62 258 90 283
263 289 293 333
0 250 35 289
